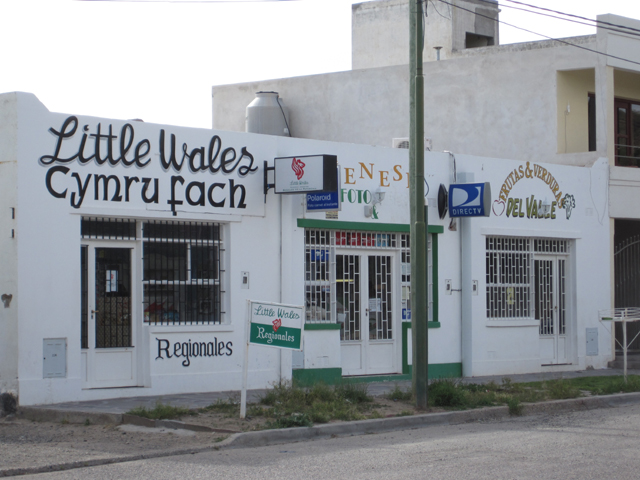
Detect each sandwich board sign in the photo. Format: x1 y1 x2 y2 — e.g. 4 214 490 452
241 300 304 417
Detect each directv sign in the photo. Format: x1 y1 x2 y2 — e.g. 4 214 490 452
448 183 491 217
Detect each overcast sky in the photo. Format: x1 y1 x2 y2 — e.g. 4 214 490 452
1 0 639 128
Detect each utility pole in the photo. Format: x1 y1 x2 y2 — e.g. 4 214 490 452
410 0 428 408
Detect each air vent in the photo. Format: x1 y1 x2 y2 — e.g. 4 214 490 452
392 137 432 151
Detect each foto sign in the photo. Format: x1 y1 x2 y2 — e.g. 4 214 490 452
249 301 303 350
274 155 338 194
448 182 491 217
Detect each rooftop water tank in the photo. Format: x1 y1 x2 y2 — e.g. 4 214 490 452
246 91 291 137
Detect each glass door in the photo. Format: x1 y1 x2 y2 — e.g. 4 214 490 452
537 256 568 365
339 252 396 375
82 243 138 388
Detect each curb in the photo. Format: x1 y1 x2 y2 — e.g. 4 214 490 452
220 392 640 448
6 391 640 477
17 406 123 426
122 414 239 434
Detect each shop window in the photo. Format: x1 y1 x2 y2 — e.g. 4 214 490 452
486 237 569 320
143 221 223 325
305 229 333 323
400 233 435 323
486 237 532 319
304 229 437 325
615 98 640 167
81 218 225 329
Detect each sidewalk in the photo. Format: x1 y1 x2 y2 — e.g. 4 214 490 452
3 367 640 478
16 366 640 423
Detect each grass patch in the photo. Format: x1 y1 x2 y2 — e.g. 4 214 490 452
385 385 413 402
201 398 240 416
256 381 372 429
429 378 467 408
544 379 582 400
506 397 523 416
126 401 193 420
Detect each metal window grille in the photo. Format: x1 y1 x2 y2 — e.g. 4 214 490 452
304 229 401 325
487 237 569 321
338 254 360 341
535 259 554 334
614 234 640 351
486 237 532 319
81 246 88 349
400 233 433 322
369 255 392 340
335 231 397 249
95 247 132 347
534 239 569 254
558 259 566 335
81 217 137 240
143 220 224 325
305 229 334 323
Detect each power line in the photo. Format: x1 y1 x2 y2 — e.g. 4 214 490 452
473 0 640 38
500 0 640 36
437 0 640 68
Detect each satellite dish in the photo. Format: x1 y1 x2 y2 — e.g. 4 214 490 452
438 184 448 220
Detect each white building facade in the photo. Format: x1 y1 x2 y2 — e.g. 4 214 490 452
212 0 640 369
0 92 612 405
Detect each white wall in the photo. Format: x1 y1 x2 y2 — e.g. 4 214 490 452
213 37 604 167
2 92 613 405
0 93 20 396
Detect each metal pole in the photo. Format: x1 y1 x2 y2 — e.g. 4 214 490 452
410 0 428 408
623 317 628 383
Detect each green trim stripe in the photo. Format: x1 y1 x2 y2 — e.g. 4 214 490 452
304 323 342 330
291 364 462 387
402 321 441 374
297 219 444 234
292 368 342 387
432 233 439 323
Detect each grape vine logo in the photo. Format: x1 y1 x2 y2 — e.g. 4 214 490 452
291 157 305 180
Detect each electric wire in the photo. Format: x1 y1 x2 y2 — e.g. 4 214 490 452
276 96 292 137
428 0 450 20
499 0 640 36
473 0 640 38
437 0 640 68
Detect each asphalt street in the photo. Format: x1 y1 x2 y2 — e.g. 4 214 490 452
20 402 640 480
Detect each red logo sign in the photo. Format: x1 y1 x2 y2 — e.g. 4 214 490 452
291 158 305 180
272 318 282 332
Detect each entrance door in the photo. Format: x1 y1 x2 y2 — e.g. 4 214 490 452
536 256 568 365
338 253 396 375
81 243 138 388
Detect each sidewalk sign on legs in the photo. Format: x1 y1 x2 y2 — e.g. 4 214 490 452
240 301 304 418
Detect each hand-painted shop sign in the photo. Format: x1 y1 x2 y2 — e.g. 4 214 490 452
274 155 338 194
249 301 303 350
448 183 491 217
155 337 233 367
38 116 259 215
492 161 576 220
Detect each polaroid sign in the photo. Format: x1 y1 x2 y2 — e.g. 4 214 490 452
448 183 491 217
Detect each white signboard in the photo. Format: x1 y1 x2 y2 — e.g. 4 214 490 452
274 155 330 193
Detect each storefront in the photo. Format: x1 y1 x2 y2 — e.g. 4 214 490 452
0 93 613 405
